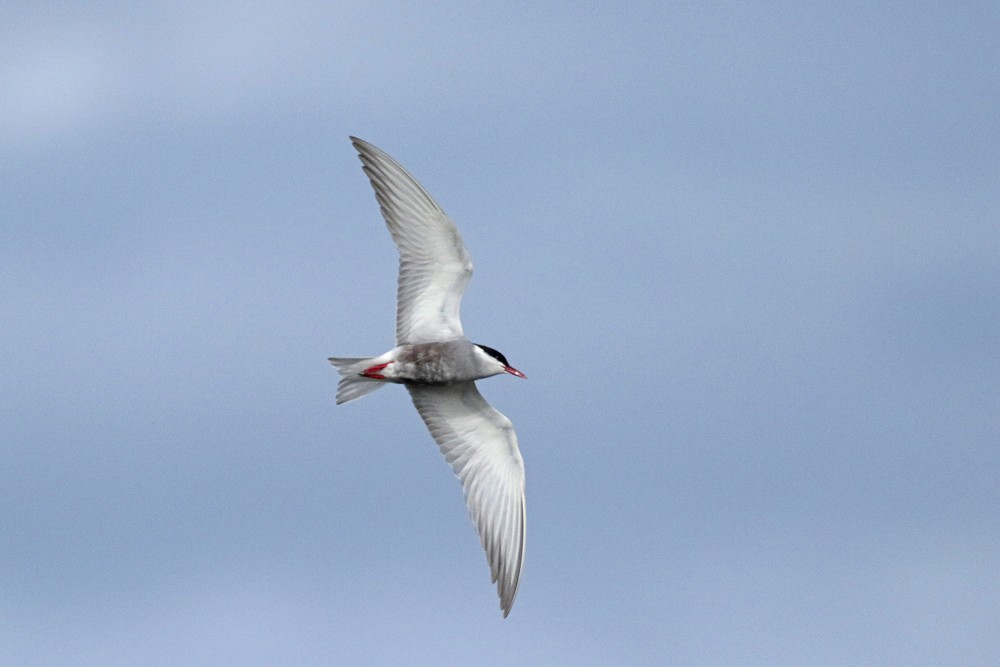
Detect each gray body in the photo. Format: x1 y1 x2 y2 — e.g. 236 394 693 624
390 340 486 384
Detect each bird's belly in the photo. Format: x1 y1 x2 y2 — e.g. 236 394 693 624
392 341 474 384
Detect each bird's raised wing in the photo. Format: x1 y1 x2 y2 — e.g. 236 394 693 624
407 382 526 617
351 137 473 345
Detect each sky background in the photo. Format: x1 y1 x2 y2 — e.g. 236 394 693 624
3 2 999 665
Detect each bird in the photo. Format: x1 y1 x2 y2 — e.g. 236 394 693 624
329 137 527 617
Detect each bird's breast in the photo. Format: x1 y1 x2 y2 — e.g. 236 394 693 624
393 340 477 384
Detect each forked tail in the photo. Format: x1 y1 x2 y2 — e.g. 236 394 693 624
328 357 387 404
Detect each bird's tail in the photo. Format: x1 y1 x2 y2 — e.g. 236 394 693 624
328 357 387 405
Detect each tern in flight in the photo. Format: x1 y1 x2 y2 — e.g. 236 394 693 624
330 137 527 617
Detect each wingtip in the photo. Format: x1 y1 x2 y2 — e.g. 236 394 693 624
499 589 517 618
349 136 391 169
496 575 521 619
348 136 368 154
349 135 372 152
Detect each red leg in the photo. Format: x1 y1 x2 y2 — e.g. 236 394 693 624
361 362 392 379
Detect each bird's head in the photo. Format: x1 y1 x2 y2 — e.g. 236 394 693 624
474 344 526 379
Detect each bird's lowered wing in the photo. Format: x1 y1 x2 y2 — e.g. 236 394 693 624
407 382 526 617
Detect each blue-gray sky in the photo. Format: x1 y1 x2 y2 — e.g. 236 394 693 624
3 2 999 664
